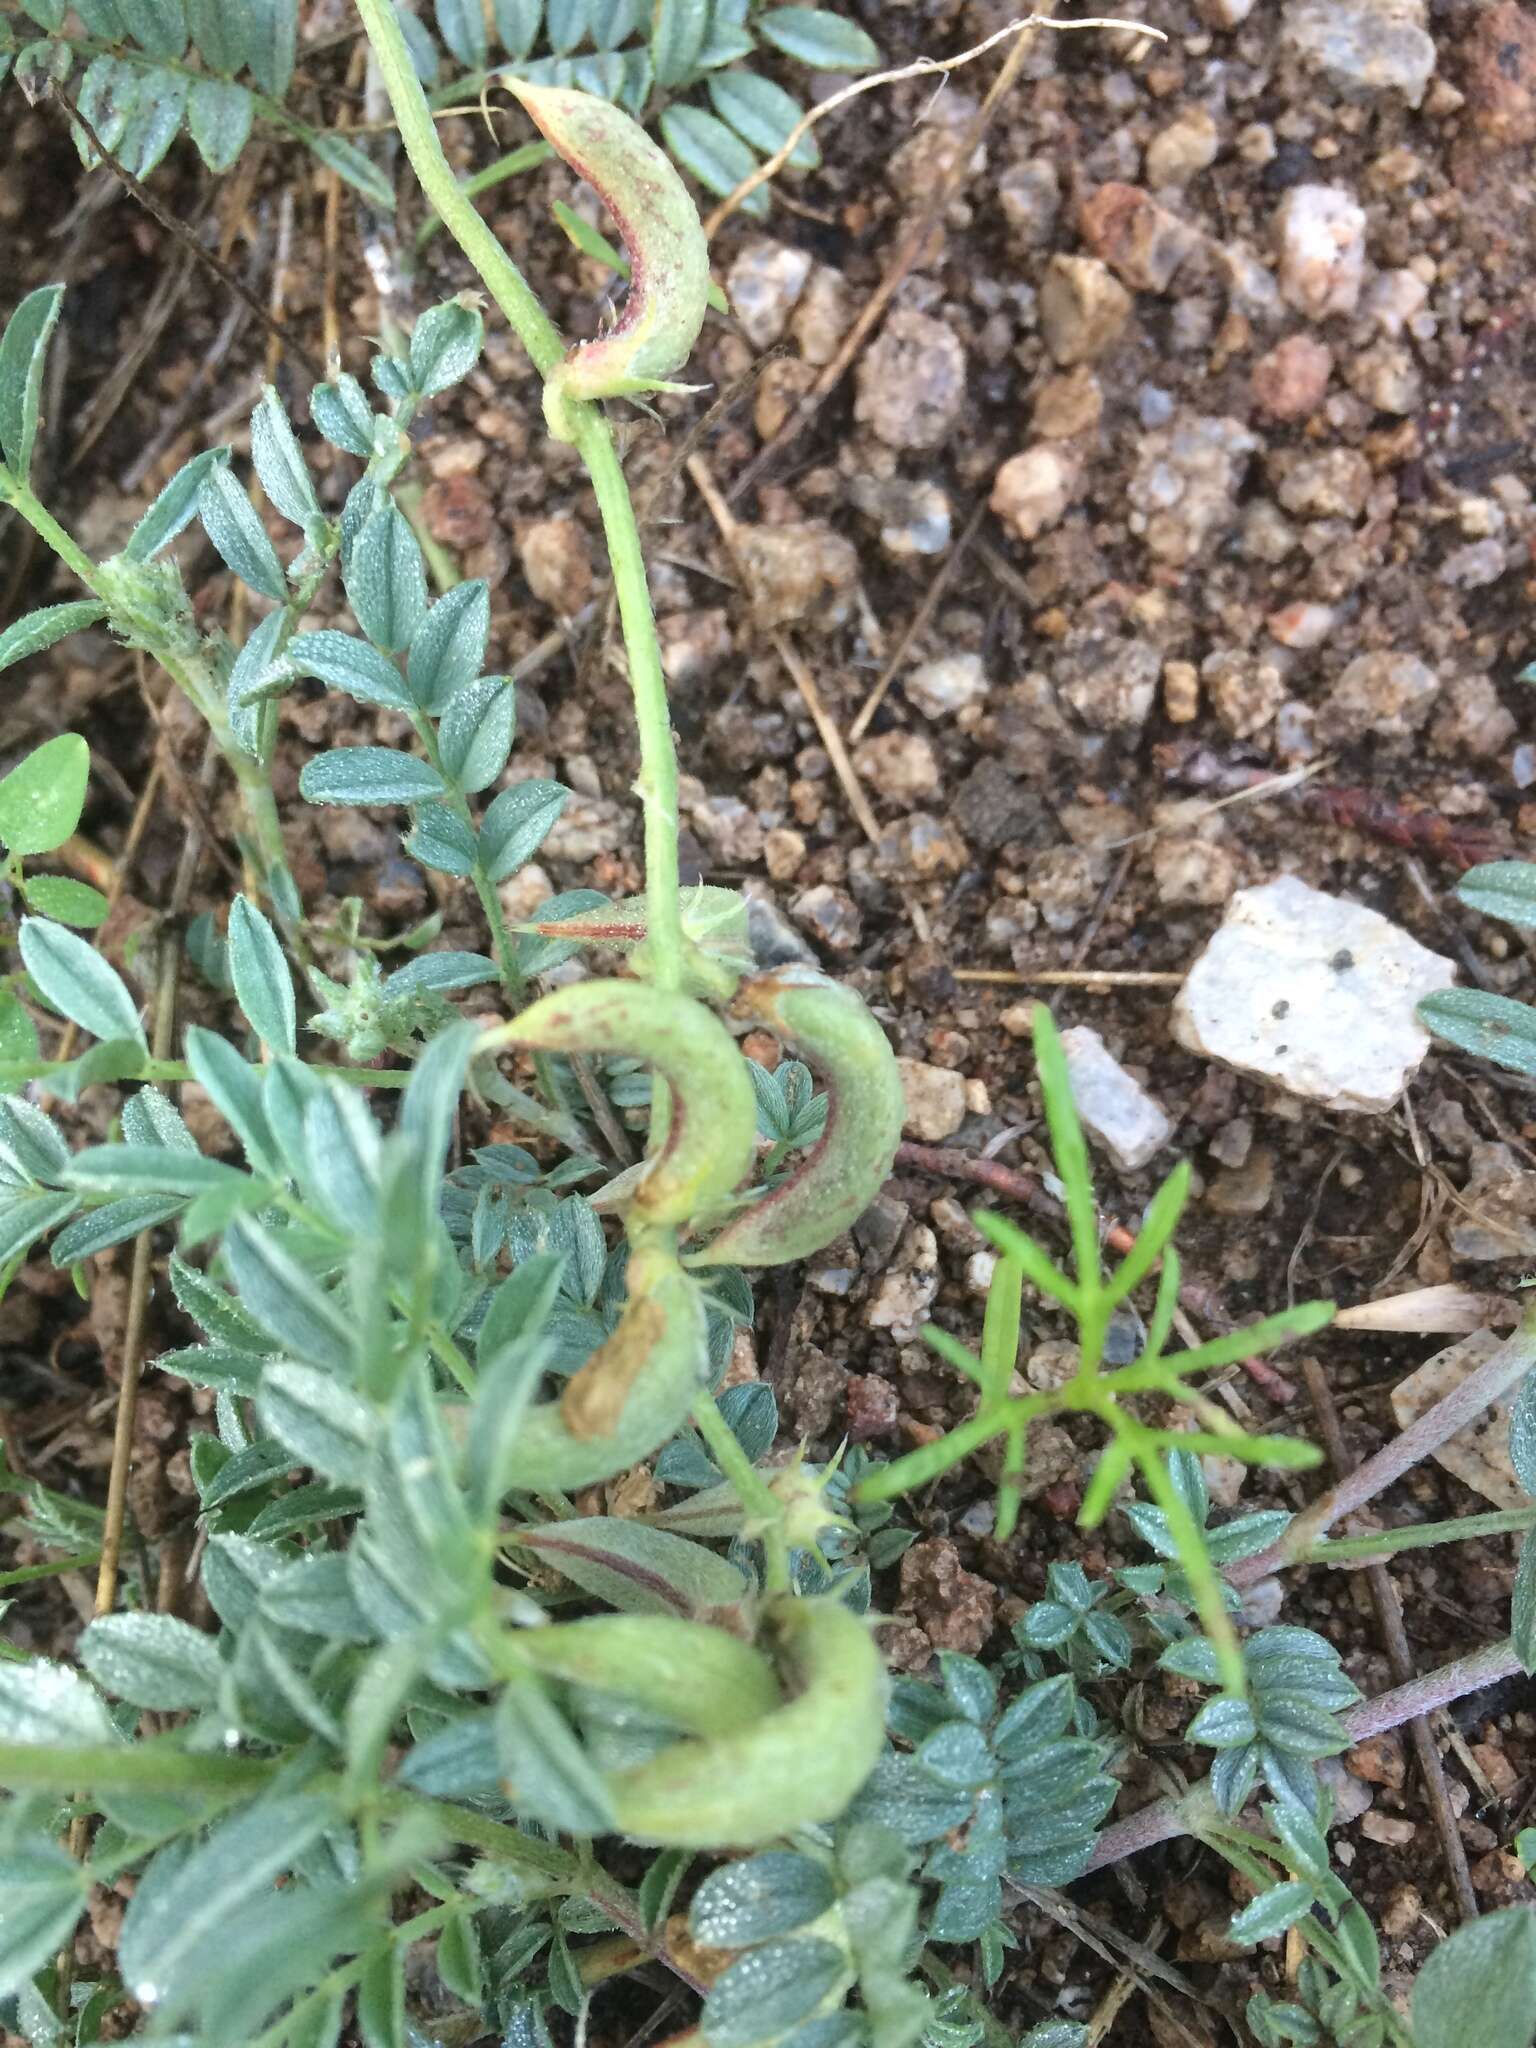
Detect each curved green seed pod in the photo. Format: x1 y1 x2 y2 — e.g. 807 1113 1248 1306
485 980 756 1227
604 1595 887 1847
496 1248 709 1492
505 81 710 445
505 1615 781 1738
692 968 904 1269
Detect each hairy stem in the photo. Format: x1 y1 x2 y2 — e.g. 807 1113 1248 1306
690 1392 791 1594
0 467 293 894
353 0 685 993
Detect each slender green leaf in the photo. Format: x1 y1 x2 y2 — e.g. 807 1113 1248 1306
125 446 229 560
439 674 514 793
304 130 396 212
0 600 106 676
479 778 568 883
256 1363 374 1484
20 916 145 1047
22 875 110 928
199 461 288 601
119 0 187 58
1420 988 1536 1080
0 1846 90 2002
244 0 298 98
651 0 709 85
0 1656 114 1745
286 629 412 711
1457 861 1536 930
1412 1906 1536 2048
757 6 879 69
707 69 819 169
228 895 296 1054
300 748 446 807
1227 1883 1315 1947
79 1612 221 1709
345 503 427 653
406 579 488 712
0 283 63 480
251 384 321 536
436 0 488 65
702 1938 848 2048
408 297 483 396
225 1217 355 1367
187 0 249 73
659 105 769 217
690 1853 835 1948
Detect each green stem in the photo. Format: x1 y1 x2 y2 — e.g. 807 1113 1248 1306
0 466 293 897
690 1391 791 1594
415 141 553 247
353 0 685 994
1132 1431 1246 1699
1302 1504 1536 1565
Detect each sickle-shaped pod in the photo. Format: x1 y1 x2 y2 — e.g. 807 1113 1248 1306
494 1246 710 1493
603 1595 887 1847
504 82 711 445
691 968 905 1269
505 1614 780 1738
480 980 756 1228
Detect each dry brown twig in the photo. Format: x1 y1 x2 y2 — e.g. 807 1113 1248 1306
1299 1355 1479 1924
685 452 884 846
701 12 1167 238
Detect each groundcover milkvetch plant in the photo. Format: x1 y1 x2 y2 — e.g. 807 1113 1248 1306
9 8 1533 2042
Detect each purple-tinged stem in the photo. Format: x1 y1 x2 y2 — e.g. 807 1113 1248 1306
1085 1635 1522 1873
1228 1307 1536 1589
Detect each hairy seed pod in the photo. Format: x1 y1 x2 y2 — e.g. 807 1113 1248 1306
691 968 904 1269
506 1615 781 1738
486 980 756 1227
496 1248 710 1492
604 1595 887 1847
505 82 710 444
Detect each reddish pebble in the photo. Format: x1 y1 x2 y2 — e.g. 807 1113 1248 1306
845 1372 900 1443
1463 0 1536 143
421 475 494 550
1251 334 1333 419
1078 182 1196 294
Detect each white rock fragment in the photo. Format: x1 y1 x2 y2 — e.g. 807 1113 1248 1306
897 1058 967 1141
1172 876 1455 1113
1274 184 1367 319
725 239 813 348
905 652 987 720
1059 1026 1173 1171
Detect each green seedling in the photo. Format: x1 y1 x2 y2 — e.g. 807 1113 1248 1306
856 1002 1331 1699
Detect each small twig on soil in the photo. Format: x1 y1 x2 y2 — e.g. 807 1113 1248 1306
702 13 1164 238
847 502 986 743
1229 1305 1536 1586
49 80 326 386
686 453 883 846
954 970 1186 989
726 22 1038 506
1300 1355 1479 1923
1157 745 1507 872
1088 1635 1524 1874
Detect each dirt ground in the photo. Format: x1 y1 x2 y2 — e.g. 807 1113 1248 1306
7 0 1536 2039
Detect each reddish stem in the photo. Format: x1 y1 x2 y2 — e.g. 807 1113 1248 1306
1085 1635 1523 1873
